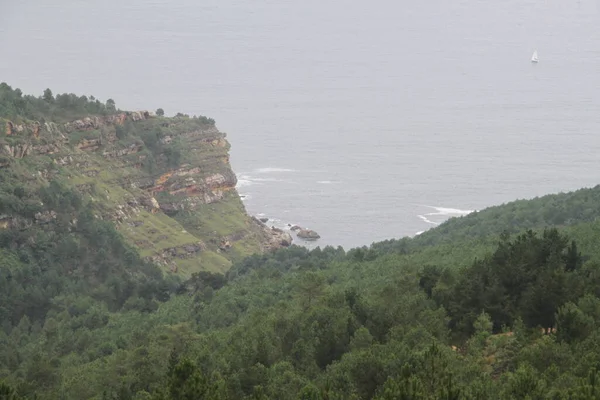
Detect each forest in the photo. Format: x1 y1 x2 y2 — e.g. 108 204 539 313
3 84 600 399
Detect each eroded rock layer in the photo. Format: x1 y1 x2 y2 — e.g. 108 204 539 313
0 111 290 276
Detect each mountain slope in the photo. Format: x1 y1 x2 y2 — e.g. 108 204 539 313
0 83 289 277
4 187 600 399
5 83 600 399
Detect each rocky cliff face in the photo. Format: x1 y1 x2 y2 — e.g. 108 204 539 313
0 111 290 276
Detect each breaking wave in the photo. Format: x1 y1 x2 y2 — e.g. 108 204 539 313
236 180 253 188
252 177 284 182
416 205 476 230
236 172 287 189
417 215 439 226
236 174 254 188
421 205 475 216
255 167 295 173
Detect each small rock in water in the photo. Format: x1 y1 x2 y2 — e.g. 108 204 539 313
259 217 269 223
297 229 320 240
290 225 302 231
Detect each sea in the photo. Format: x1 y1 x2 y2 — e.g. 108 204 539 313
1 0 600 249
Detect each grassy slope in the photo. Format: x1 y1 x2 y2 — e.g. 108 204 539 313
1 113 255 277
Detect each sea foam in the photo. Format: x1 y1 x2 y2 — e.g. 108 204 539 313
255 167 295 173
422 205 475 216
236 180 253 188
416 205 476 230
236 173 254 188
417 215 439 226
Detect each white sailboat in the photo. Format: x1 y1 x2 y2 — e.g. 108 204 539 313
531 50 539 63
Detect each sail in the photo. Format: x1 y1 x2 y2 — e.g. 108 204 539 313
531 50 539 63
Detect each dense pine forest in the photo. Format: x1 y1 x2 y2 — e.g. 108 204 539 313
3 84 600 399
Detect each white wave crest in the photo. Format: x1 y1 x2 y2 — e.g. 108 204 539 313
252 177 284 182
422 205 475 216
255 167 295 173
236 179 253 188
417 215 439 226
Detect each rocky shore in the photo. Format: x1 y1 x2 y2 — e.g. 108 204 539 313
252 214 321 243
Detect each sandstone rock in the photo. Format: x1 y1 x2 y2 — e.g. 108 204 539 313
44 122 59 134
2 144 31 158
140 196 160 212
219 240 232 251
76 138 101 151
297 229 320 240
271 227 293 247
150 197 160 210
174 166 201 176
65 117 101 132
32 123 41 137
103 143 143 158
204 173 228 188
130 111 150 121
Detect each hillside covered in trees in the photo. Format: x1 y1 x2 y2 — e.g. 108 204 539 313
3 84 600 399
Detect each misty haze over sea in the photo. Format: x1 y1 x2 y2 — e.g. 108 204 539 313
1 0 600 249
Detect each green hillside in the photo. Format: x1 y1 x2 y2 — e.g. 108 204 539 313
2 187 600 398
416 185 600 246
3 83 600 399
0 83 285 277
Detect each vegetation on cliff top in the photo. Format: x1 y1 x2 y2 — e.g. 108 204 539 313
3 83 600 399
0 83 115 123
0 83 215 125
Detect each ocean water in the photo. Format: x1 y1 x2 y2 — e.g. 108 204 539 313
1 0 600 249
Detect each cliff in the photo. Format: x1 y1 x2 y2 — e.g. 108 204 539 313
0 88 291 276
